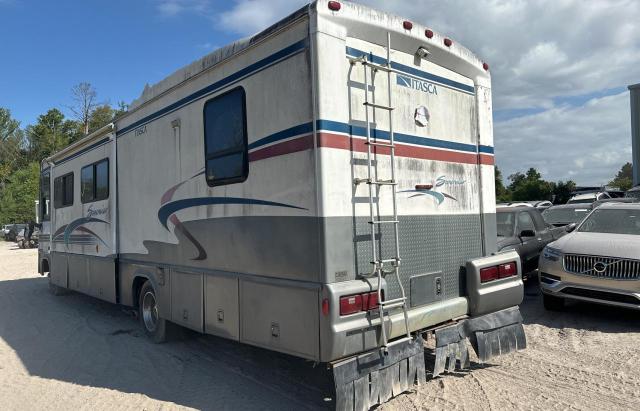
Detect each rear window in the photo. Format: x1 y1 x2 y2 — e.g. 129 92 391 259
496 212 515 237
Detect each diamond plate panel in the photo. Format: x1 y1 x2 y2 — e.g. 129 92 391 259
354 215 483 300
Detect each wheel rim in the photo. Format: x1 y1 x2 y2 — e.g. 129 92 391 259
142 291 159 333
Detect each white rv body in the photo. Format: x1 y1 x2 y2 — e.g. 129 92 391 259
39 2 525 407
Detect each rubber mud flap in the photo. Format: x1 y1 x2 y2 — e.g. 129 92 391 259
332 336 425 410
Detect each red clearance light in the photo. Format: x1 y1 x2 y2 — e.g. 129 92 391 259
340 294 362 315
483 62 489 71
322 298 330 316
425 29 434 38
480 266 499 283
403 21 413 30
328 1 341 11
498 262 517 278
444 38 453 47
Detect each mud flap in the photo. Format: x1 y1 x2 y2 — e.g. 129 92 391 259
433 306 526 377
332 336 426 411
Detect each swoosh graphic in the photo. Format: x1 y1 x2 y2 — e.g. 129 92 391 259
158 197 307 230
63 217 110 246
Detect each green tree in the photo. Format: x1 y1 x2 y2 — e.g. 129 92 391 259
0 162 40 224
508 167 553 201
25 109 80 162
494 166 510 201
0 108 26 189
552 180 576 204
609 162 633 191
88 104 115 134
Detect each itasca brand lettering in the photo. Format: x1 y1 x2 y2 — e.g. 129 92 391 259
397 75 438 95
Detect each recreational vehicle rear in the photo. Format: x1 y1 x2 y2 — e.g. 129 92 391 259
38 1 526 409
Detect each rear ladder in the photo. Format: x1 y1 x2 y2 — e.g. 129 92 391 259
351 32 411 351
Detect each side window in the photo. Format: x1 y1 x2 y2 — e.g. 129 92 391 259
81 159 109 203
40 170 50 221
203 87 248 186
54 173 74 208
517 212 536 232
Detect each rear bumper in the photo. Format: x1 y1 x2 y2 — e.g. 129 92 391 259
320 251 524 362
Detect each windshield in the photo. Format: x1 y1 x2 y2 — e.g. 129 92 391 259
496 212 515 237
578 208 640 235
542 207 590 224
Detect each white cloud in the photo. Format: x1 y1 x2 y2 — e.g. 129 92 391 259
494 91 632 185
218 0 308 35
155 0 211 17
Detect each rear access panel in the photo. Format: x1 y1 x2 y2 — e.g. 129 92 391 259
410 271 444 307
240 280 319 360
204 274 240 341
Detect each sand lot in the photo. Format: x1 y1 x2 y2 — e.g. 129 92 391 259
0 240 639 410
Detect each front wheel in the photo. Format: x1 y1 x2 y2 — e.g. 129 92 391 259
543 293 565 311
138 280 167 343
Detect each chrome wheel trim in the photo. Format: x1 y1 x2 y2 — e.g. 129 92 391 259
142 291 159 333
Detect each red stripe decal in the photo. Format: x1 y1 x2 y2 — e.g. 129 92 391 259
248 134 314 162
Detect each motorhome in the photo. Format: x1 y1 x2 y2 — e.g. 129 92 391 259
38 1 526 409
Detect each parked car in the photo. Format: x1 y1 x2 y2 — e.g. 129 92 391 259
1 225 11 239
567 192 611 204
5 224 26 242
497 206 568 276
497 201 553 211
539 202 640 311
542 204 592 228
625 185 640 199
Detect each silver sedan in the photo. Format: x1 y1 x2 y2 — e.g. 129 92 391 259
538 203 640 311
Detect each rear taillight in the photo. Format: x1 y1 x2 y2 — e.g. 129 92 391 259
480 266 498 283
339 291 382 315
499 262 517 278
481 261 518 283
328 1 341 11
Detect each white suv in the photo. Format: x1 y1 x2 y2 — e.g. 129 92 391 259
567 192 611 204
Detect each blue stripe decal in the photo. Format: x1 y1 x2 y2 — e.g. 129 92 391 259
248 122 314 151
117 39 309 137
316 119 481 153
55 137 110 165
478 145 494 154
346 46 475 94
158 197 307 230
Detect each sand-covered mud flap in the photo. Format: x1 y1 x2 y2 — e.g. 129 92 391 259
433 306 526 377
332 336 426 411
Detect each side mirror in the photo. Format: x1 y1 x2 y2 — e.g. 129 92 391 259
566 223 577 233
519 229 536 238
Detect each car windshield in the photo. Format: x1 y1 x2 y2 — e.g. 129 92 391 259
496 212 515 237
578 208 640 235
567 198 594 204
542 207 590 224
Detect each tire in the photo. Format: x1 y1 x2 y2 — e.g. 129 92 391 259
543 293 565 311
138 280 167 343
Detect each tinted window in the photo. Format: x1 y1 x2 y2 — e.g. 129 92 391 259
496 212 515 237
81 159 109 203
203 88 247 186
40 170 50 221
517 212 535 232
542 207 590 224
54 173 74 208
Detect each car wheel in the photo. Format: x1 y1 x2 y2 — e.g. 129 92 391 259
543 293 565 311
138 280 167 343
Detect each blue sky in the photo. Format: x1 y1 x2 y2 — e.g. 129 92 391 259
1 0 638 184
0 0 237 126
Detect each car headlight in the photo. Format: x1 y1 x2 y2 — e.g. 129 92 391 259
542 246 562 261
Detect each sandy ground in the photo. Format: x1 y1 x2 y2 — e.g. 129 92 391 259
0 241 639 410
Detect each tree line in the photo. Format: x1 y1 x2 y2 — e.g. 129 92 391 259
495 162 633 204
0 83 126 224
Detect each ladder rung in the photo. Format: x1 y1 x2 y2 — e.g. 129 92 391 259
375 258 399 264
366 141 395 148
369 220 398 225
371 179 396 185
363 102 394 111
381 297 406 305
380 301 406 310
363 61 393 72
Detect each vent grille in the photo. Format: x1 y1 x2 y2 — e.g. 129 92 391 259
563 254 640 280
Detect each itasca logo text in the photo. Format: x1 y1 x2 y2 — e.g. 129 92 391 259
397 75 438 95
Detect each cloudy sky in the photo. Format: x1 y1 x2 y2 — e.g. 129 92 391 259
1 0 638 185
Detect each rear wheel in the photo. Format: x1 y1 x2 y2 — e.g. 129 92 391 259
139 280 167 343
543 293 565 311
